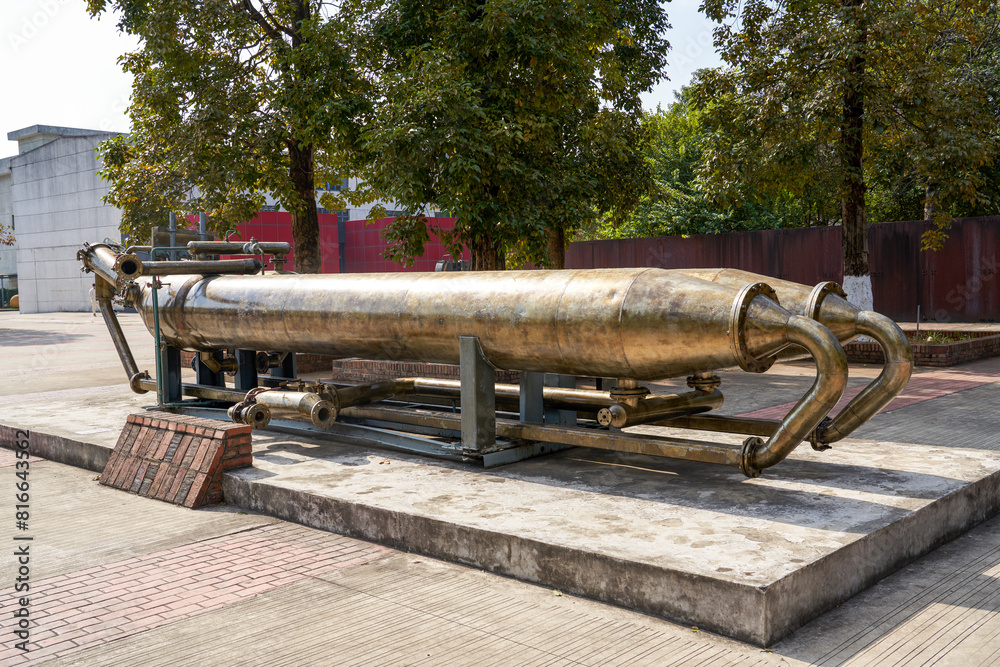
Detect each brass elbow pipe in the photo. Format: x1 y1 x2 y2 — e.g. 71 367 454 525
817 310 912 444
676 269 912 446
739 315 848 477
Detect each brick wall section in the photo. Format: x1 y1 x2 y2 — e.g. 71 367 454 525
100 412 252 508
846 333 1000 367
329 358 521 384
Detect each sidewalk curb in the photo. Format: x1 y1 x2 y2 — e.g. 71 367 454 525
0 423 111 472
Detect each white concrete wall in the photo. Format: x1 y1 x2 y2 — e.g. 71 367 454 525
0 167 16 279
11 134 121 313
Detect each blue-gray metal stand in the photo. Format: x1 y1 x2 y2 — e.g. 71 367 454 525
233 350 258 392
160 345 183 404
544 374 577 426
460 336 496 453
519 371 545 424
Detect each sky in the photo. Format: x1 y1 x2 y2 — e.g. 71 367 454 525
0 0 723 157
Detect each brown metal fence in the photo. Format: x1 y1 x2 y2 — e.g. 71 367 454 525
566 216 1000 322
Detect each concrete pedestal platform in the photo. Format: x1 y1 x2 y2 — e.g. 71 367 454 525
222 433 1000 646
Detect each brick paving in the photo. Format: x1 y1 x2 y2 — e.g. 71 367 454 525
0 521 390 664
738 357 1000 420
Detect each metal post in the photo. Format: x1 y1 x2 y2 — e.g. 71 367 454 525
519 371 544 424
233 349 258 392
460 336 496 452
168 212 177 261
198 213 207 241
160 346 183 404
544 374 577 426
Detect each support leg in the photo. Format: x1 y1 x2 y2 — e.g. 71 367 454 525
544 374 578 426
519 371 544 424
233 349 258 392
271 352 297 381
460 336 496 453
160 346 182 404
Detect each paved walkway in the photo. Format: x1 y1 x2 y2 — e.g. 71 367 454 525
1 311 999 664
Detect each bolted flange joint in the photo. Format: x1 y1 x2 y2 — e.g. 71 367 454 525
740 436 764 478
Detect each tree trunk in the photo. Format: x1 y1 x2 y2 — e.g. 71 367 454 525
924 182 938 220
841 0 868 281
469 234 505 271
546 224 566 269
288 140 322 274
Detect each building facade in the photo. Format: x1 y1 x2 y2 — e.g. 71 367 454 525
2 126 122 313
2 124 463 313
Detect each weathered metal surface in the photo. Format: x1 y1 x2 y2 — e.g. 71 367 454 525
677 267 913 445
80 241 859 475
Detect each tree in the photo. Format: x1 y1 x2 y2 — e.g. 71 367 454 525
584 87 836 242
700 0 1000 307
0 225 12 246
351 0 669 269
87 0 368 273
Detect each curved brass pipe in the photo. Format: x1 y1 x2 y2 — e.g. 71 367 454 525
676 269 912 446
740 315 848 477
816 310 912 444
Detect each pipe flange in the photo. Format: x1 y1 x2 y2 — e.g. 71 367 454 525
114 253 144 281
729 282 779 374
686 374 721 391
810 417 834 451
228 400 271 429
740 436 764 478
128 371 151 395
805 281 848 321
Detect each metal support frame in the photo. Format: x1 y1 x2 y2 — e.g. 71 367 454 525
460 336 496 453
270 352 297 381
519 371 544 424
160 345 183 404
233 350 258 391
195 351 226 387
544 374 578 426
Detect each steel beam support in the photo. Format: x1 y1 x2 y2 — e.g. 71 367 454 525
233 349 258 392
519 371 545 424
271 352 297 381
460 336 496 453
544 374 578 426
160 345 183 404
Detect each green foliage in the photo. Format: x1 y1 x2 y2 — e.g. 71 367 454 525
582 91 833 241
697 0 1000 254
86 0 370 271
351 0 669 268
